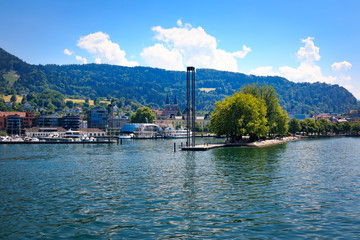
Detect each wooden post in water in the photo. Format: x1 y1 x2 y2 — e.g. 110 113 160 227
174 142 176 152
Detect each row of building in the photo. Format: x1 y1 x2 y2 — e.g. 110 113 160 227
0 97 211 136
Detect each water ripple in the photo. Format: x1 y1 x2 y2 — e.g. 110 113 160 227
1 137 360 239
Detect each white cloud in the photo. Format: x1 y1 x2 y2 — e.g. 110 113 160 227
296 37 320 63
249 37 356 97
64 49 72 56
141 20 251 71
278 37 336 83
75 55 87 64
141 43 184 71
331 61 352 72
177 19 182 27
77 31 138 67
249 66 279 76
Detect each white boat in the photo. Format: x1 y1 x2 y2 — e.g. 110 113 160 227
64 129 83 138
118 133 134 139
120 123 161 139
24 137 40 142
0 136 11 142
134 124 161 139
162 127 191 139
11 135 24 142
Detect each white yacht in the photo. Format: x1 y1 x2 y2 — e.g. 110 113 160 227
162 127 191 139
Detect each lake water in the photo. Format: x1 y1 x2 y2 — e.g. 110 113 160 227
1 137 360 239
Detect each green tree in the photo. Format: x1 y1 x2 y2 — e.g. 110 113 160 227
10 94 17 102
331 122 342 135
192 121 202 132
241 83 288 136
130 106 156 123
288 118 301 134
0 98 9 111
176 107 182 116
94 97 100 106
211 92 268 143
351 122 360 135
305 118 318 135
300 119 308 135
66 100 74 109
342 121 351 134
300 118 318 135
316 118 331 135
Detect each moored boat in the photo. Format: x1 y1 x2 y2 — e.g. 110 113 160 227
162 127 191 139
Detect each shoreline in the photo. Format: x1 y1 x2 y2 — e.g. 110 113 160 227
182 136 299 151
182 134 360 151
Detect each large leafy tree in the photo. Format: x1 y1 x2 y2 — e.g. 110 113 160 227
211 92 268 143
316 118 331 135
300 118 318 135
130 106 156 123
351 122 360 135
288 118 301 134
242 83 288 135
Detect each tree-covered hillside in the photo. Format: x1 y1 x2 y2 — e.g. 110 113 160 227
0 47 358 113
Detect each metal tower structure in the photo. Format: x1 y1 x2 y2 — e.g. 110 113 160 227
186 66 196 147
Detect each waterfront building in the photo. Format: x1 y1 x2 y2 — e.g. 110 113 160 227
59 115 81 130
34 114 60 128
107 116 129 136
155 114 210 130
0 111 35 134
80 128 106 137
88 107 108 130
6 114 23 135
25 127 67 138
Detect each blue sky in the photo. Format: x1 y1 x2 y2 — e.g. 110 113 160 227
1 0 359 99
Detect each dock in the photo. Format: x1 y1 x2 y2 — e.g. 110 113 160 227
181 143 226 151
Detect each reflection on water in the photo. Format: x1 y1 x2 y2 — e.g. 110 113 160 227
1 138 360 239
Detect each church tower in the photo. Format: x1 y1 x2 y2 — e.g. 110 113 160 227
172 95 179 112
164 94 171 112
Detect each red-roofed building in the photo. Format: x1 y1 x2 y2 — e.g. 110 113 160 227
0 111 36 134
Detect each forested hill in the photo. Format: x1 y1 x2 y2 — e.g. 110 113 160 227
0 47 358 113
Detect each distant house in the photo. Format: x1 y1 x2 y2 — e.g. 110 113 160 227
315 113 332 121
74 107 82 114
23 102 33 110
5 102 13 107
113 105 119 113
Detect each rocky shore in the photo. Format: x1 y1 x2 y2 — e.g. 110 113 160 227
246 136 299 147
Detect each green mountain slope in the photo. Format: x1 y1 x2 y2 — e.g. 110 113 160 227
0 48 48 93
0 47 358 113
